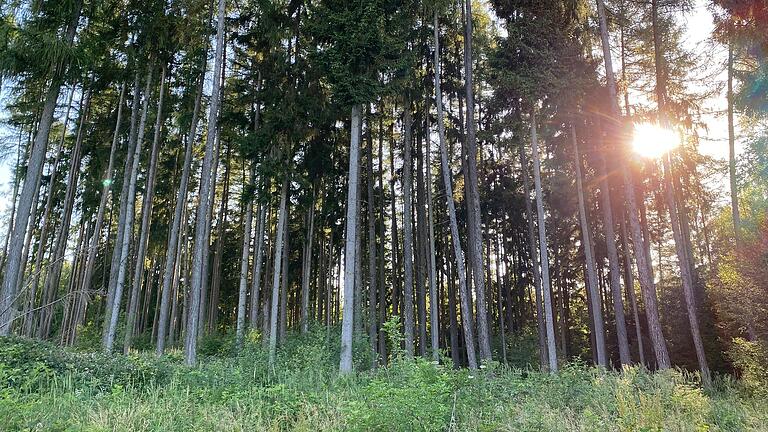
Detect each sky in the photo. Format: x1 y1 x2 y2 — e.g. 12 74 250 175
0 0 739 222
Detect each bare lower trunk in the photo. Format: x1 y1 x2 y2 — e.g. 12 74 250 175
185 0 226 366
425 102 439 362
531 112 558 372
570 125 607 367
22 84 77 336
519 137 548 370
103 73 142 345
662 156 711 386
340 104 362 373
402 105 415 357
156 69 203 355
462 0 491 361
433 13 477 369
366 123 378 359
104 65 154 353
0 1 82 334
620 215 646 366
124 67 166 353
236 165 256 348
301 189 316 334
597 152 631 366
596 0 670 370
249 198 268 326
269 174 289 366
39 89 91 337
77 82 125 316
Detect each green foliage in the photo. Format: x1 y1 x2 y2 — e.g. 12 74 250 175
344 358 453 432
381 314 404 359
0 337 172 393
2 333 767 431
727 338 768 397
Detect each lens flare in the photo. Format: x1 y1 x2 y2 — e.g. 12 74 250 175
632 122 680 158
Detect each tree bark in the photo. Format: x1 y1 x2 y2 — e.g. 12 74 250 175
570 124 608 367
185 0 226 366
104 64 154 353
236 165 256 348
531 111 558 372
340 104 362 373
77 82 125 320
727 36 740 241
433 11 477 369
597 151 631 366
462 0 491 361
519 136 548 370
269 174 289 367
102 73 142 346
425 96 439 362
300 189 316 334
0 0 82 334
124 66 166 353
366 120 378 360
156 68 204 355
662 156 711 386
402 104 415 357
595 0 670 369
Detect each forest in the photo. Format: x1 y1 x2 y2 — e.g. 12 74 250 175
0 0 767 430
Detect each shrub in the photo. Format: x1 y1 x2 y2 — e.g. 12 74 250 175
727 338 768 397
0 336 172 392
344 358 453 431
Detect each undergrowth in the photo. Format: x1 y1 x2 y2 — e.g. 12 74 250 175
1 327 766 431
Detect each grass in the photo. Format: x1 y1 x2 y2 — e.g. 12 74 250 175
1 329 767 431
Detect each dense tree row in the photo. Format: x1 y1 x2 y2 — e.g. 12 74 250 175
0 0 765 383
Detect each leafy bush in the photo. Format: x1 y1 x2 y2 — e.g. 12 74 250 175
0 336 172 392
727 338 768 397
344 358 453 431
0 336 64 391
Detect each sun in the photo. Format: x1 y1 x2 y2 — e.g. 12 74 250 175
632 122 680 159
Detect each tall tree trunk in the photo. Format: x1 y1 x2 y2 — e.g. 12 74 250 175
278 212 289 342
269 174 289 367
597 151 631 366
433 11 477 369
570 125 608 367
301 189 316 334
620 214 646 366
595 0 670 369
727 36 740 241
0 1 82 334
416 125 428 357
531 111 558 372
236 165 256 348
662 156 712 386
249 196 268 326
366 120 378 360
156 69 204 355
185 0 226 366
22 84 78 336
425 98 439 362
340 104 362 373
77 82 126 320
124 66 166 353
104 64 154 353
519 137 548 370
41 88 90 339
462 0 491 361
402 104 415 357
102 73 142 346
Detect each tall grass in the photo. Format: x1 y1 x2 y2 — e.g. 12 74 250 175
1 329 766 431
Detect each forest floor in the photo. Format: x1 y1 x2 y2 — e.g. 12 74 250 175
1 330 767 431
